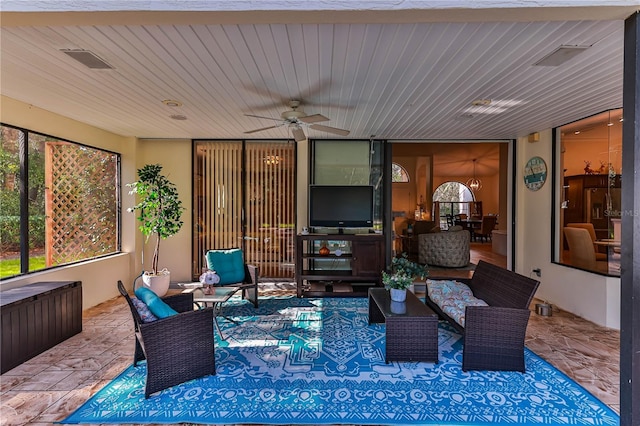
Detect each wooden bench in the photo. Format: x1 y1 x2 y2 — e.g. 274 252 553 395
425 261 539 372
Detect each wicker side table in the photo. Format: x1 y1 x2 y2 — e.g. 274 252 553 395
368 288 438 363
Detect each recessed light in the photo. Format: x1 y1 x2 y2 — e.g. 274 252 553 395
170 114 187 120
574 131 580 135
162 99 183 107
471 99 491 106
607 122 614 127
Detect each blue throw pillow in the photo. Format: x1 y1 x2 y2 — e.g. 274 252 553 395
134 287 178 318
131 296 159 323
206 248 245 285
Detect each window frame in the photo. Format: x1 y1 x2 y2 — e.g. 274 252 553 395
0 123 122 279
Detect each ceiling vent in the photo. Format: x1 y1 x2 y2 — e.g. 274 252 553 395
533 45 590 67
60 49 114 69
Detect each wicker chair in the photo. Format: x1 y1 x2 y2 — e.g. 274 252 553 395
117 281 216 398
205 248 259 307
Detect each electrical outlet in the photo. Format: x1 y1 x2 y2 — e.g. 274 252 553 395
532 268 541 277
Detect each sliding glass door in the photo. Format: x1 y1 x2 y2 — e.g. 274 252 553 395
193 140 296 279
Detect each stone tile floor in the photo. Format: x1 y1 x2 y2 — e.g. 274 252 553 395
0 282 619 425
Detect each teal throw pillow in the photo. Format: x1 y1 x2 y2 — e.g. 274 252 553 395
134 287 178 318
206 248 245 285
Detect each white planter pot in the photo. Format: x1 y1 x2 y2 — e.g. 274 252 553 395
141 269 171 296
390 288 407 302
390 300 407 314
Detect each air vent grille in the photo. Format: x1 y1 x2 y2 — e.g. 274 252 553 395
60 49 114 69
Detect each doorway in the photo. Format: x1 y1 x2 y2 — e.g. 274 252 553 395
192 140 296 279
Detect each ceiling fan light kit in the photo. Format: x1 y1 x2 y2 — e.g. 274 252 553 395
244 100 350 141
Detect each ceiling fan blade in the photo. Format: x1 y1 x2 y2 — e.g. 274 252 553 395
244 125 280 134
292 127 307 142
299 114 329 124
309 124 350 136
244 114 282 122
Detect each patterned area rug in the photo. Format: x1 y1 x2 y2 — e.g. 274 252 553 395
62 296 618 425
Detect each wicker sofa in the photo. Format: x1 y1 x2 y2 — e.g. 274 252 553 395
424 261 540 372
418 227 470 267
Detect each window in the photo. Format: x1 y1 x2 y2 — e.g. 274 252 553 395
555 108 621 276
392 163 409 182
432 181 476 228
311 139 384 230
0 125 120 279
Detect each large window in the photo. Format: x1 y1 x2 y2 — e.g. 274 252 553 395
432 181 477 229
555 108 621 276
311 139 384 231
0 125 120 279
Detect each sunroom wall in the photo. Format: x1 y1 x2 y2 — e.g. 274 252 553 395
1 96 621 329
0 95 138 308
515 128 620 329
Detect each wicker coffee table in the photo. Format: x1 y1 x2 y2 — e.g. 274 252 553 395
368 288 438 363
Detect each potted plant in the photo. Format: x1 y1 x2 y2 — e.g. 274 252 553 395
383 253 429 302
128 164 184 296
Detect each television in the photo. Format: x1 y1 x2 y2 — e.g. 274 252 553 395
309 185 374 229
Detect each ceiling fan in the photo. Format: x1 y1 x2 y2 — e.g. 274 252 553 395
244 100 350 141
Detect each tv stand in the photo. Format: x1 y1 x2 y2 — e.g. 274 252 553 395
295 233 385 297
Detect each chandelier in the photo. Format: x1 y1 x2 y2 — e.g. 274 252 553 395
466 159 482 192
264 155 280 166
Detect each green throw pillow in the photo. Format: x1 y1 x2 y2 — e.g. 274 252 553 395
134 287 178 318
206 248 245 285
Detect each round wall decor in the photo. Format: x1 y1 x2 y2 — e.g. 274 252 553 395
524 156 547 191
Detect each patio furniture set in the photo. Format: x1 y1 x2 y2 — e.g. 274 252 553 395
120 248 539 397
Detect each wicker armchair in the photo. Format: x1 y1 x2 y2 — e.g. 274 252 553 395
117 281 216 398
205 248 259 307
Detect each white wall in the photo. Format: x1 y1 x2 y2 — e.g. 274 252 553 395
132 139 193 283
515 129 620 329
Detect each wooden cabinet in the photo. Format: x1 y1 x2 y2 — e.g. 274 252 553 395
295 234 385 297
563 174 621 241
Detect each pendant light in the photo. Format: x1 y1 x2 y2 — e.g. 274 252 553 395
466 159 482 192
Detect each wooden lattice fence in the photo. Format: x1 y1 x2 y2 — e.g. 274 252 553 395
45 142 118 266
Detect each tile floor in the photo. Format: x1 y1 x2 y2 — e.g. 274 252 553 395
0 270 620 425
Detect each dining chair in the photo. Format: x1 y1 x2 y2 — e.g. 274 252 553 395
563 227 609 273
566 223 607 261
473 216 498 242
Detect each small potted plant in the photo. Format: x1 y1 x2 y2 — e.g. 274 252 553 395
383 253 429 302
128 164 184 296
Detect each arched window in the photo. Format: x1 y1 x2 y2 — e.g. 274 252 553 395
392 163 409 182
433 181 475 227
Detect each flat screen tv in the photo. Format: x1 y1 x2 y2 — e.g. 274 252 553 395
309 185 374 229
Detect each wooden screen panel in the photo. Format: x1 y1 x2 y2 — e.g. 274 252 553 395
245 142 295 278
193 142 243 276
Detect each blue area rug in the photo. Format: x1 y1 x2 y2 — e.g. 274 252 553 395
62 296 618 425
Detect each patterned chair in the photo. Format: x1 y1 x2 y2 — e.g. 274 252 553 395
418 227 470 267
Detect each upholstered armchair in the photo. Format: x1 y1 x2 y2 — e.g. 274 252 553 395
418 228 471 267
